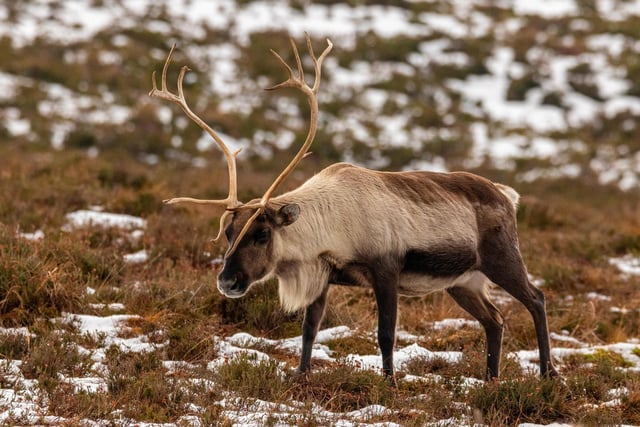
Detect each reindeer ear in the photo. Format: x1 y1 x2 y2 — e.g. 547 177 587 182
276 204 300 226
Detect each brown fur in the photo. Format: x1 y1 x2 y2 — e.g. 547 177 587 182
217 162 557 381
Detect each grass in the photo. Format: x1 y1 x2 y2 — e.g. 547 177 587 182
2 100 640 427
0 226 89 325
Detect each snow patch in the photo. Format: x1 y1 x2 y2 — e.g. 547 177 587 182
609 255 640 276
63 209 147 231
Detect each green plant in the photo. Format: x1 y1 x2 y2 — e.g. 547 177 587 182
0 331 30 359
506 73 540 101
324 334 378 358
21 329 93 393
296 363 397 412
217 279 302 338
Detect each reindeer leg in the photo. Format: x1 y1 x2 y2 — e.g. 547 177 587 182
500 275 558 378
297 285 329 375
447 272 504 380
371 262 400 385
479 232 558 378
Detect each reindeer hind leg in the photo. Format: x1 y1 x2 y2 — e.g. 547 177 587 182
447 271 504 380
478 232 558 378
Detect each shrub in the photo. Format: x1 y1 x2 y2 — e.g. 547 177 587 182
213 354 289 401
567 62 602 101
295 363 397 412
102 346 195 422
164 315 219 362
506 73 540 101
217 279 302 338
324 334 378 358
21 329 93 392
48 382 113 420
0 331 30 359
468 376 571 425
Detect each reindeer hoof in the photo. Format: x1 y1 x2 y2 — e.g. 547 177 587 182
292 368 310 383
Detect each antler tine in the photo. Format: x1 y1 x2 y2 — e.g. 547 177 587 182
149 44 178 102
257 34 332 206
266 51 303 93
211 210 233 243
225 35 332 256
292 37 305 85
312 37 333 93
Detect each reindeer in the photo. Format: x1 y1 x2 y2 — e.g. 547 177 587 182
150 36 558 384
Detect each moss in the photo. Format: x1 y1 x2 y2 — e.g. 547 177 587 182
402 355 455 377
577 349 632 368
213 354 288 401
325 334 378 358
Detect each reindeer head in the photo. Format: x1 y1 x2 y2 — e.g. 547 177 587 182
216 203 300 297
150 35 332 297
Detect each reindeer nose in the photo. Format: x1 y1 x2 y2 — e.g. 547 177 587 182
217 275 236 291
217 273 245 297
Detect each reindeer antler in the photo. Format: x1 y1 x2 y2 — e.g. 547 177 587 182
227 34 333 254
153 36 332 253
260 35 333 204
150 44 242 241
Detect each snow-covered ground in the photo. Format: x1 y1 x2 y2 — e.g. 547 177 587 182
3 313 640 425
3 209 640 425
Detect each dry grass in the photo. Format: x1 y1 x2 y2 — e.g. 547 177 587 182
1 146 639 425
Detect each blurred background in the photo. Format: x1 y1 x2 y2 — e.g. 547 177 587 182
3 0 640 289
2 0 640 289
2 0 640 288
3 0 640 187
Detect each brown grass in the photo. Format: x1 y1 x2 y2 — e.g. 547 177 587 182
1 143 640 425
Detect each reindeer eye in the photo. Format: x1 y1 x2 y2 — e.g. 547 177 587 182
254 228 271 245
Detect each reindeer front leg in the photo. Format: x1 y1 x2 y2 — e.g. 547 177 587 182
297 286 329 375
371 262 400 386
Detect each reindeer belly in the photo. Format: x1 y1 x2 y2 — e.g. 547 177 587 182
327 243 478 295
398 245 478 296
398 272 470 296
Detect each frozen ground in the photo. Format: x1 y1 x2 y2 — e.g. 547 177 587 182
3 209 640 425
3 314 640 425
